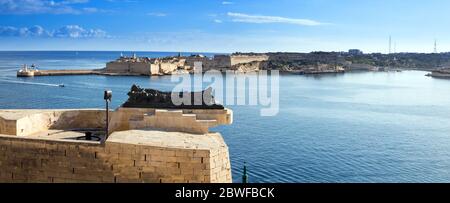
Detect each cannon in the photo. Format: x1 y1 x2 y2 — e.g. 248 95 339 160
122 84 224 109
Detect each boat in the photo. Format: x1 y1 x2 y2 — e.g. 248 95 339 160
58 84 65 87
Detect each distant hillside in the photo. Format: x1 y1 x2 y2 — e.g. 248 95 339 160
240 52 450 71
343 52 450 70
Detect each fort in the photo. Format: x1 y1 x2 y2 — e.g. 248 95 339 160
105 53 183 76
104 53 271 75
0 86 233 183
103 52 346 75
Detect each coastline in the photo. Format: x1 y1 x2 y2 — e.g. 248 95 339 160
16 51 450 78
18 67 348 77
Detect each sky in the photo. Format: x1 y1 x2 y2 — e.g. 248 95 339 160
0 0 449 53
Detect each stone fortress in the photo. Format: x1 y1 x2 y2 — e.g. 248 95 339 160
0 86 233 183
105 53 272 75
105 53 183 76
104 52 348 76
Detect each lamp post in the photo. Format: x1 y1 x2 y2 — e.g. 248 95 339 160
104 90 112 142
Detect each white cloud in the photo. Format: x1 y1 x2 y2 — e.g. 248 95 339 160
53 25 107 38
0 25 108 38
0 0 100 14
214 19 223 23
0 25 51 37
227 12 323 26
222 1 234 5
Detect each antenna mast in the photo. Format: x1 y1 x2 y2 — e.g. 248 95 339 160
434 39 437 53
389 36 392 54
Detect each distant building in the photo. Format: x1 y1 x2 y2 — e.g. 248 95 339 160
348 49 363 55
105 53 271 75
105 54 180 75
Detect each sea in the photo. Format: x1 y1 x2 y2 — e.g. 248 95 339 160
1 51 450 183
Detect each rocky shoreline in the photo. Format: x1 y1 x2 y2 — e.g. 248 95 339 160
426 69 450 78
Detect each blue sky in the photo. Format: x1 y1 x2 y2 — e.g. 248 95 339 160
0 0 449 53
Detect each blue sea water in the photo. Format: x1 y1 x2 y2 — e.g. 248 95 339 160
1 51 450 183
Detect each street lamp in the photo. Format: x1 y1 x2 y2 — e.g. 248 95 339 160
104 90 112 141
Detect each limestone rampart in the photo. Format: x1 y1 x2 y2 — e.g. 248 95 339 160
0 131 231 183
0 108 233 183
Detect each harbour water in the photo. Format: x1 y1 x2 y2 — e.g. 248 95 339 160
1 51 450 183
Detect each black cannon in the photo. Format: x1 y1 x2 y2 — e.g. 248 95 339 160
122 84 224 109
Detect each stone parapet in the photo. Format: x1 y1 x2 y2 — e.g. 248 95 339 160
109 107 232 134
0 108 233 183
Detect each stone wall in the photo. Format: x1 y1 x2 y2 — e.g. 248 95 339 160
185 57 215 71
0 110 106 137
231 61 268 72
150 64 160 75
108 108 233 134
184 55 270 72
129 63 152 75
106 62 130 73
213 55 232 70
0 131 232 183
159 62 179 74
106 62 151 75
230 55 269 66
107 60 181 76
0 117 15 136
0 108 233 183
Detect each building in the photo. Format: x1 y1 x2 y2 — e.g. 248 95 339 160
105 54 181 76
348 49 364 55
106 53 271 74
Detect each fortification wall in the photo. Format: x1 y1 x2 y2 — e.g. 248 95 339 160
185 57 215 71
231 61 268 72
0 117 15 136
0 108 233 183
159 63 178 74
0 110 106 137
106 55 271 74
0 132 231 183
106 62 151 75
230 55 269 66
150 64 160 75
213 55 232 69
108 108 233 134
129 63 151 75
106 62 130 73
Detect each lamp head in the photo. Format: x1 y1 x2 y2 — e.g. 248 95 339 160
104 90 112 102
